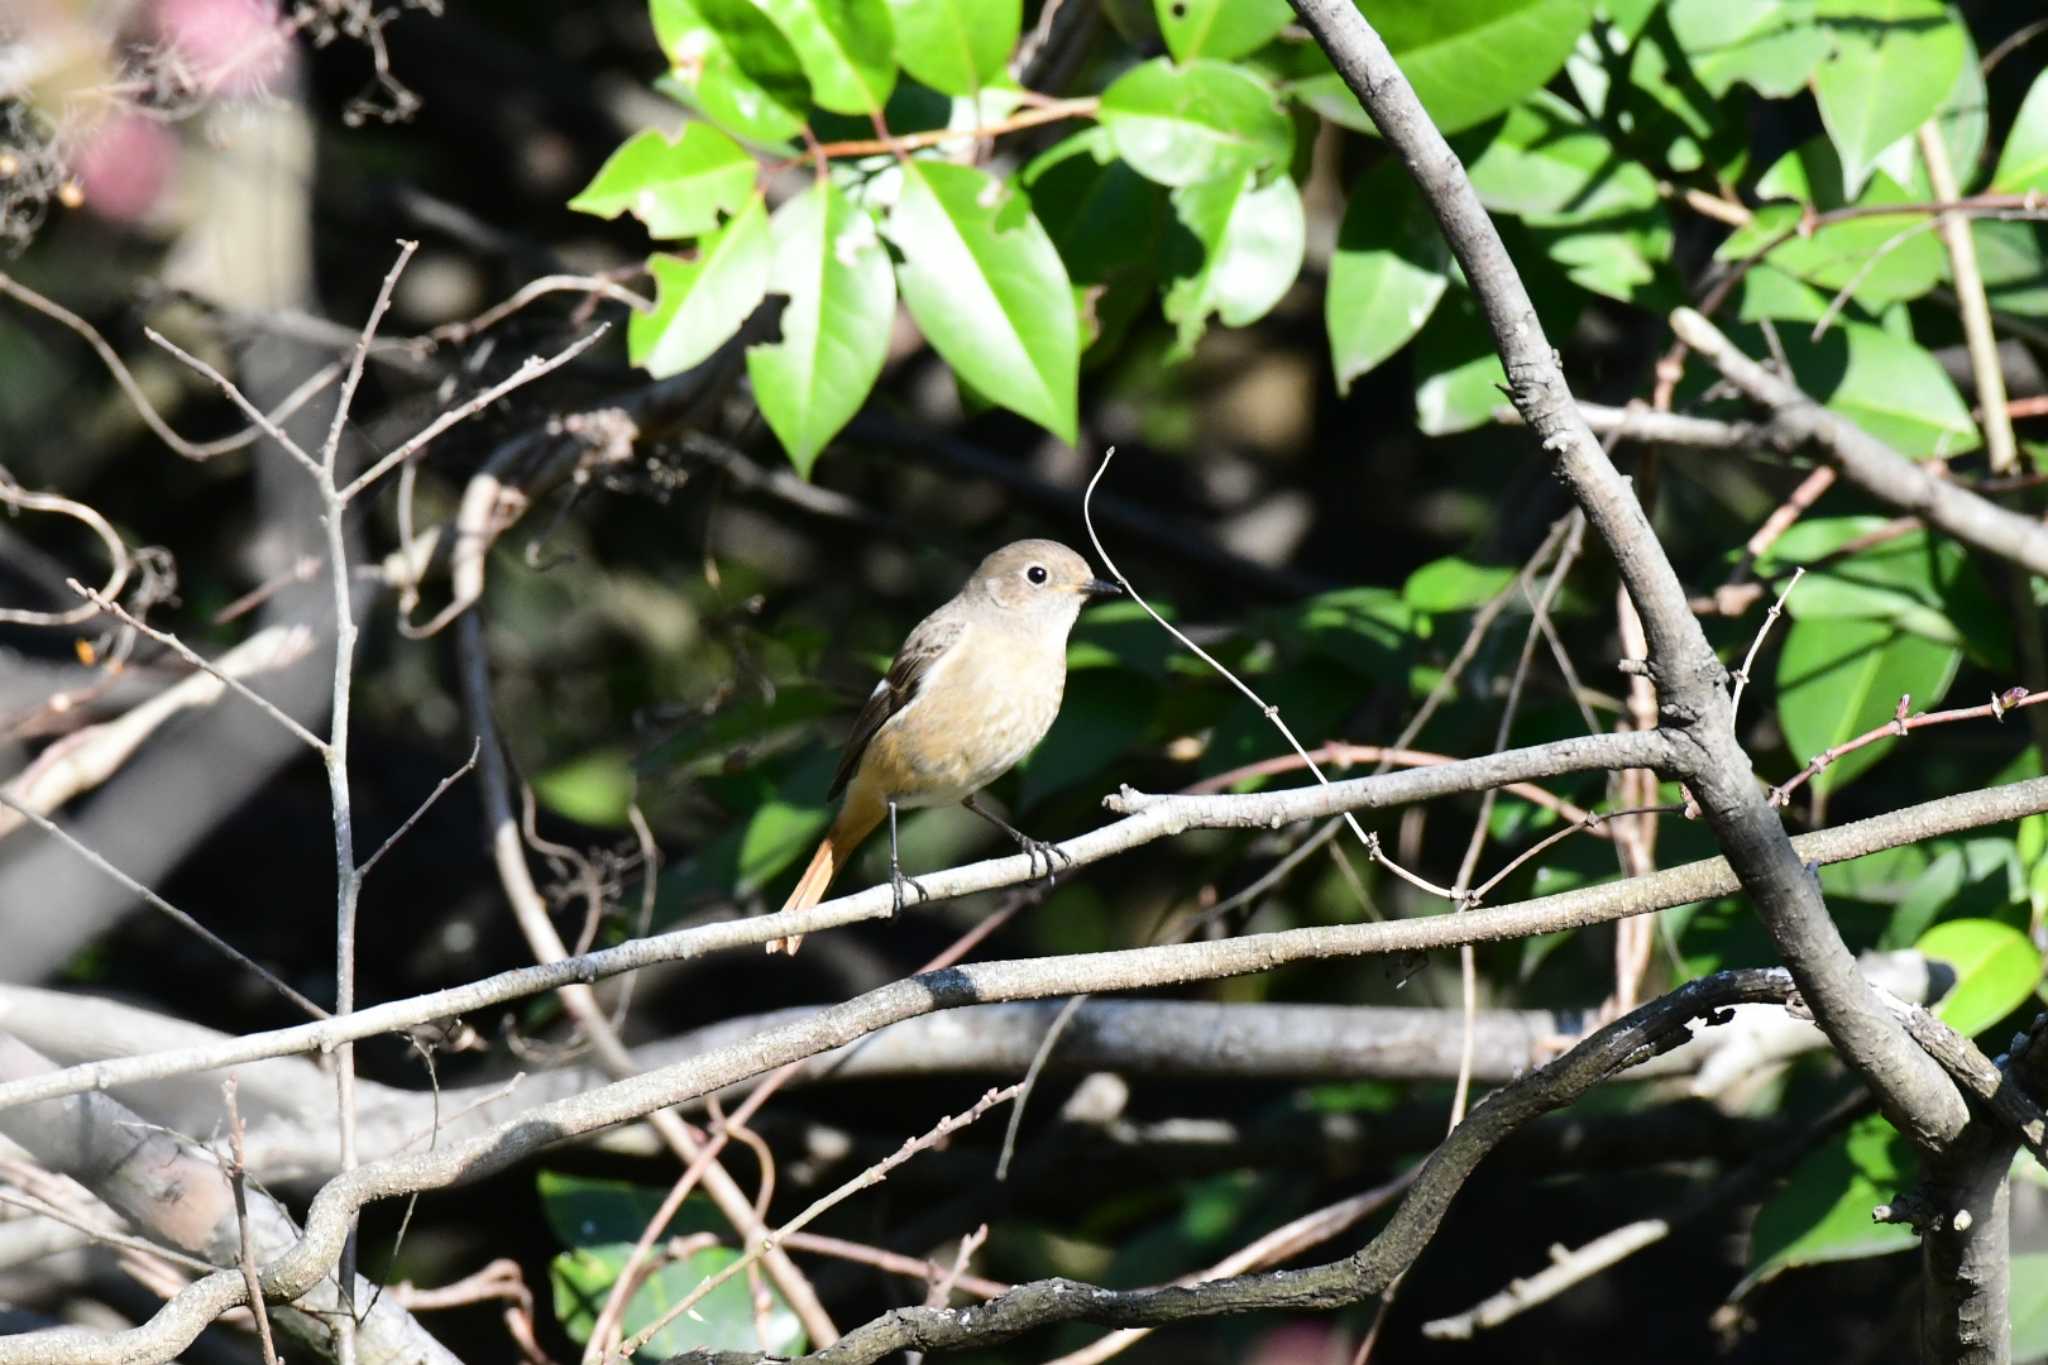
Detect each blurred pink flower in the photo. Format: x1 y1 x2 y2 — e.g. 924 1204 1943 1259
156 0 294 97
72 112 178 223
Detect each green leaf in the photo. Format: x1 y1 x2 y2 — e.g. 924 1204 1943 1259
1326 161 1449 393
569 126 758 239
1467 91 1662 225
1403 555 1515 611
1162 167 1304 360
1719 141 1944 309
886 161 1079 440
2014 1254 2048 1360
652 0 807 144
1775 615 1960 795
1741 1111 1917 1296
552 1243 805 1360
1154 0 1292 61
1097 58 1293 188
690 0 816 128
1810 0 1966 197
1667 0 1827 98
1357 0 1593 134
751 0 896 114
1771 321 1980 459
1024 128 1173 285
1994 66 2048 194
745 182 894 474
1921 918 2042 1036
629 192 773 378
885 0 1015 95
533 749 637 827
1974 220 2048 318
1412 289 1509 435
1924 17 1985 186
538 1171 674 1248
1880 841 2024 947
1755 518 2007 661
736 795 831 892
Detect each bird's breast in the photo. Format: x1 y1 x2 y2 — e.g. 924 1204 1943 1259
858 628 1066 807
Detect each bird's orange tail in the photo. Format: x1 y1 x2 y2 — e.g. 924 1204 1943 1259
767 796 883 954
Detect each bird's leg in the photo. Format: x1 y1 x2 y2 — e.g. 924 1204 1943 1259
887 799 930 917
962 793 1073 885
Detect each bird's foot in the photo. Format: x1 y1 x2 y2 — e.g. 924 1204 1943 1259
889 866 931 918
1016 836 1074 886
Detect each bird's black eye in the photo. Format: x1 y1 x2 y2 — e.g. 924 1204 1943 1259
1026 565 1049 585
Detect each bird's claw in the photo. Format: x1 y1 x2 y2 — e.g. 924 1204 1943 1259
1020 837 1073 886
889 867 931 918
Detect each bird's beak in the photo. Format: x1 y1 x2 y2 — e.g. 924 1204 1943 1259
1081 578 1124 599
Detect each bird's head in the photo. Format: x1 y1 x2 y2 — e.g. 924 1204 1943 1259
970 539 1123 626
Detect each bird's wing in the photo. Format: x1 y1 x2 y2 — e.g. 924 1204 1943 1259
828 611 967 801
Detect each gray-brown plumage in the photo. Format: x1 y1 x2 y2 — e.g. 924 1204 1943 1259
769 540 1121 952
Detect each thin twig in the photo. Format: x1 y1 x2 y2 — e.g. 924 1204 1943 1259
221 1078 281 1365
0 790 328 1019
335 324 610 505
614 1085 1024 1360
1730 567 1803 718
0 475 130 626
0 273 335 461
357 739 481 880
1084 449 1456 902
1772 687 2048 805
1918 123 2017 473
69 581 329 752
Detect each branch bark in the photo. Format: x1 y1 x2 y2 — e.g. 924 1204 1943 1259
1288 0 1968 1154
0 971 1801 1365
4 772 2043 1120
1670 307 2048 576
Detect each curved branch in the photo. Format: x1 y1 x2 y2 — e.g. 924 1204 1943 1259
1287 0 1969 1152
0 971 1799 1365
1671 307 2048 576
3 769 2044 1121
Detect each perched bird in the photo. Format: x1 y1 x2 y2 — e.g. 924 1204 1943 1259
768 540 1122 953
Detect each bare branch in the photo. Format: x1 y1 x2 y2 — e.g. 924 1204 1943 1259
1289 0 1968 1153
1671 307 2048 577
3 769 2044 1119
0 476 130 626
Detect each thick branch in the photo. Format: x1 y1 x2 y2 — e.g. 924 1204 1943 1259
0 972 1798 1365
0 1035 454 1365
1289 0 1969 1152
1671 307 2048 576
3 772 2043 1121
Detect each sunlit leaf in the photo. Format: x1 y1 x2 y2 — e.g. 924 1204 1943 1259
1775 614 1960 795
1810 0 1965 197
629 192 773 378
752 0 896 113
885 160 1079 440
1667 0 1827 98
1771 321 1980 459
1098 57 1293 188
1327 161 1449 392
1994 65 2048 194
568 125 758 239
747 181 895 474
1920 918 2041 1037
887 0 1017 94
1154 0 1292 61
1740 1112 1917 1297
1162 166 1305 360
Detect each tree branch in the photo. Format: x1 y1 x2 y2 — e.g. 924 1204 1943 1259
3 771 2043 1121
1670 307 2048 576
1287 0 1969 1153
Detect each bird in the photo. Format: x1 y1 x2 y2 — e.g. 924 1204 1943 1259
767 539 1123 953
